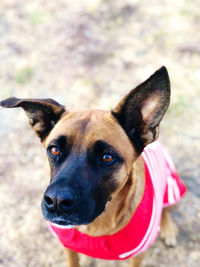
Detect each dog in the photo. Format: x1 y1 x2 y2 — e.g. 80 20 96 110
0 66 186 267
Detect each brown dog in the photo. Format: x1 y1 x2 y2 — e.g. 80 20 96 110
0 67 186 267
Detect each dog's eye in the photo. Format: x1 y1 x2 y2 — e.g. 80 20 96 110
49 146 60 157
102 154 113 163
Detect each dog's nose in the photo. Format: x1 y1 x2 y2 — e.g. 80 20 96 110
44 188 76 212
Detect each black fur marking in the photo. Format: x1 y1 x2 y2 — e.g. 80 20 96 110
111 110 144 154
88 140 124 168
42 139 124 226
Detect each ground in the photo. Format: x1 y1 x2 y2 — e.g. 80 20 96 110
0 0 200 266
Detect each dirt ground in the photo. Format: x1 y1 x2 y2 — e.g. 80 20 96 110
0 0 200 266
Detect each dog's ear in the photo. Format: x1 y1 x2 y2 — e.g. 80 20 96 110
112 66 170 153
0 97 66 141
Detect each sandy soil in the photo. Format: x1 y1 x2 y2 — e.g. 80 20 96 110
0 0 200 266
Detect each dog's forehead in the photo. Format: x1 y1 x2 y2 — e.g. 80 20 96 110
45 109 135 161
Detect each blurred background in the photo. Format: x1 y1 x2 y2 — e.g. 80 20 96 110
0 0 200 266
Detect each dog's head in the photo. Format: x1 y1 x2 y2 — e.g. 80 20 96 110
0 67 170 227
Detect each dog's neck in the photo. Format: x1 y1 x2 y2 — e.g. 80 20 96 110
76 155 145 236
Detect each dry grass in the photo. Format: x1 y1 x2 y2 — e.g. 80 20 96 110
0 0 200 266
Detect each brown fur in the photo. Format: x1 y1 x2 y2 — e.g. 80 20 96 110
44 110 143 237
0 67 179 267
44 109 178 267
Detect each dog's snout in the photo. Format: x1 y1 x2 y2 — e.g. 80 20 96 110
44 188 77 213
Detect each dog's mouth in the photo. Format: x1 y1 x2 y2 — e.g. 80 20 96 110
41 194 106 227
41 178 110 228
49 221 76 229
46 217 77 227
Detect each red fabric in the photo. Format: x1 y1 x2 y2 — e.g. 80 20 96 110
47 141 186 260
